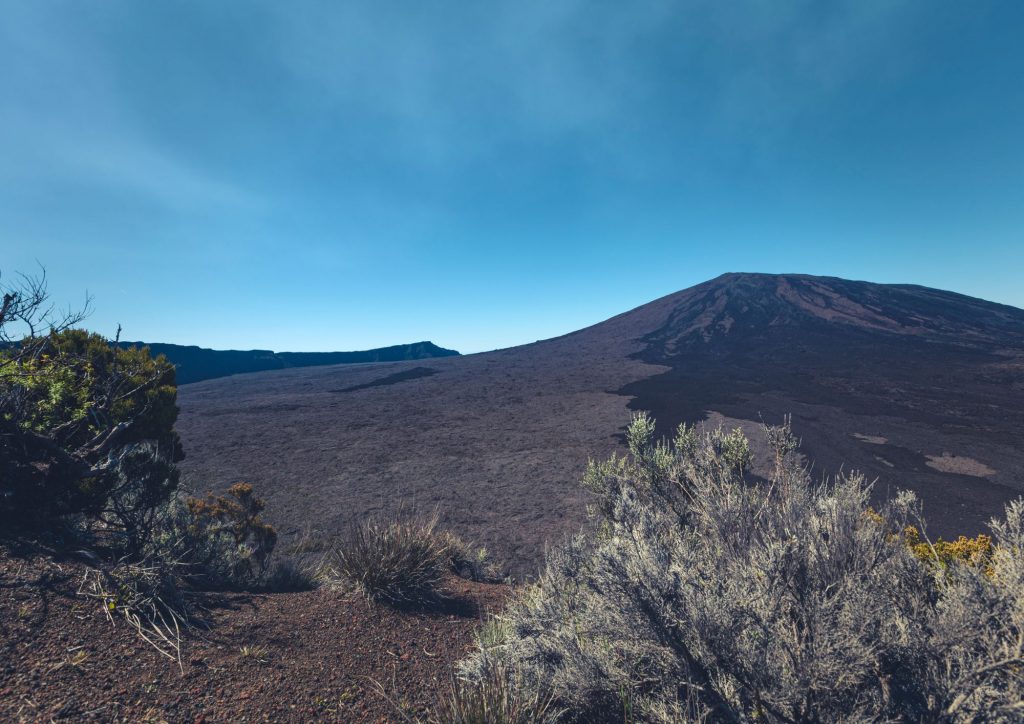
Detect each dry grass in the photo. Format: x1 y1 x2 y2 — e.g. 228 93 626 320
260 558 320 592
78 561 193 673
439 663 560 724
330 512 499 605
332 515 450 606
239 644 269 663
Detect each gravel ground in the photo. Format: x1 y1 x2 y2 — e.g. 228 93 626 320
0 544 508 723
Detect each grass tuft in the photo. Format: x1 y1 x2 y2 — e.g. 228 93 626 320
333 515 449 606
259 558 320 592
239 644 269 663
439 663 559 724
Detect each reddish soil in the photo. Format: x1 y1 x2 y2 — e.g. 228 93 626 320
0 544 509 722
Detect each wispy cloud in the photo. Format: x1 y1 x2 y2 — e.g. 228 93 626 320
260 0 917 167
0 2 259 213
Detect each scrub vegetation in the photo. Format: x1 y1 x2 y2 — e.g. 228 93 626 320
0 269 310 665
457 415 1024 722
3 268 1022 720
329 512 500 606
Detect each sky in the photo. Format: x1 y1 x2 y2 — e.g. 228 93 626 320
1 1 1022 354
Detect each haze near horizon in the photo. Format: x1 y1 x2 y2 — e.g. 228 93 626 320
2 1 1022 353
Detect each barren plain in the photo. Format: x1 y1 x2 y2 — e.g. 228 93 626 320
177 273 1024 578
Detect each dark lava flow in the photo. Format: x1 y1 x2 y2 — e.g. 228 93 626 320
621 274 1024 538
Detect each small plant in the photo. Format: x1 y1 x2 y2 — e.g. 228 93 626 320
867 507 997 575
239 644 269 663
439 663 559 724
903 526 995 573
475 614 512 652
333 514 449 605
68 650 89 667
441 532 502 583
186 482 278 580
260 558 320 592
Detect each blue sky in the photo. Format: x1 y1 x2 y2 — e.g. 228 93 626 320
2 1 1022 354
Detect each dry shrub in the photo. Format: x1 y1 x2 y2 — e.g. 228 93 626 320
186 482 277 579
79 556 195 672
332 513 498 605
459 414 1024 722
333 515 450 605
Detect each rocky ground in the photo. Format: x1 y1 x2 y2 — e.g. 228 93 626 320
0 543 507 723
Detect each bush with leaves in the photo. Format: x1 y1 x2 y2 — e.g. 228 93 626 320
0 268 313 672
0 271 182 531
460 415 1024 722
185 482 279 583
134 482 293 592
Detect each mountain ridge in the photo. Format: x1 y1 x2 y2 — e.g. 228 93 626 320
117 340 459 385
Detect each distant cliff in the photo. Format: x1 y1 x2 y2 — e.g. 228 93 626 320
116 341 460 384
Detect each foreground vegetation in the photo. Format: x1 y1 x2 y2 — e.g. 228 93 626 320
4 268 1022 720
329 513 500 606
0 270 313 665
458 415 1024 723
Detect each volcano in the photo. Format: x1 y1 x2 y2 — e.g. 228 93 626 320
176 274 1024 577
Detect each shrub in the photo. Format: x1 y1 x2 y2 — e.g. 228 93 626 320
1 296 182 527
186 483 278 580
1 270 301 669
459 415 1024 722
333 515 450 605
903 526 995 573
129 482 283 591
138 493 243 590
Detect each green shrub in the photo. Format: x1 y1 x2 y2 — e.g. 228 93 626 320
904 525 995 573
1 271 301 669
1 325 182 527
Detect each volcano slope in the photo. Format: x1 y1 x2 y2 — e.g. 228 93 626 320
177 274 1024 578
